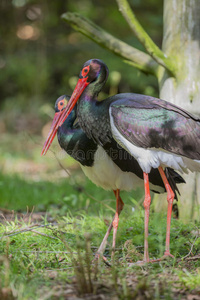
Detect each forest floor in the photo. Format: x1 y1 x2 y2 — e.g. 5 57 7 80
0 132 200 300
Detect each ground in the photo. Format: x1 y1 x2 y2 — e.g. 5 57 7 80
0 132 200 300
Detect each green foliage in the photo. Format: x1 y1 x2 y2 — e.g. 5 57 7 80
0 172 73 211
0 200 199 299
178 268 200 290
0 0 162 122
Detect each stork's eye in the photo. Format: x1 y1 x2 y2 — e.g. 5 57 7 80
58 100 65 111
81 65 90 77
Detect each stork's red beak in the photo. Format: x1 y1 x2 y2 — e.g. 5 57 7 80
57 77 89 128
41 77 89 156
41 111 62 156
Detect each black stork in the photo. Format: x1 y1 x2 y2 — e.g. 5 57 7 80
42 58 200 262
42 92 184 263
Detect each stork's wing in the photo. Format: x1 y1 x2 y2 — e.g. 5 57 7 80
109 94 200 160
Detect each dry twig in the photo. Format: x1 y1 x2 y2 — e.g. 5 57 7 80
182 228 199 260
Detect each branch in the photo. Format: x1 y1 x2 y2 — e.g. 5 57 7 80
61 12 158 76
116 0 176 76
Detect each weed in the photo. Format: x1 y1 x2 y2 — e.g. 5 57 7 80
178 268 200 290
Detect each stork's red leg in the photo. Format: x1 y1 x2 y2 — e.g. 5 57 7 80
94 189 124 263
158 166 175 257
143 172 151 262
111 189 121 259
128 175 151 266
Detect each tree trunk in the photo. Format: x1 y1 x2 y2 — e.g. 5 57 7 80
154 0 200 220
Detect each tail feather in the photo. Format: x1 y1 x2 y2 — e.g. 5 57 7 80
164 167 186 200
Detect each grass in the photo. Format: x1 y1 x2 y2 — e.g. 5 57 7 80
0 171 200 299
0 133 200 299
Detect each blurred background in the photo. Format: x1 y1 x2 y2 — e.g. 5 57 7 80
1 4 200 298
0 0 163 213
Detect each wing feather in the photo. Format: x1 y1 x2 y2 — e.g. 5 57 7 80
110 95 200 160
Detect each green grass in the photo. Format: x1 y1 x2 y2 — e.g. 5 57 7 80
0 168 143 215
0 171 200 299
0 171 85 211
0 128 199 299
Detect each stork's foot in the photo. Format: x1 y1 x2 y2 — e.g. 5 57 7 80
150 252 175 262
148 253 174 262
163 250 174 258
128 258 158 266
128 253 174 266
92 252 111 267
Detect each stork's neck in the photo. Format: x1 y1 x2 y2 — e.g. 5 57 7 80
77 90 113 145
57 116 76 150
57 114 97 167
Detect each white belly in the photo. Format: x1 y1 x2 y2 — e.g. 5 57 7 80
80 146 164 193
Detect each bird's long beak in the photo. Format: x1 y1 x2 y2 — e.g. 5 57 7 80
58 77 89 128
41 111 62 156
41 77 89 156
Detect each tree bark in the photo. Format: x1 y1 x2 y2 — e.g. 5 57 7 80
158 0 200 114
155 0 200 220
